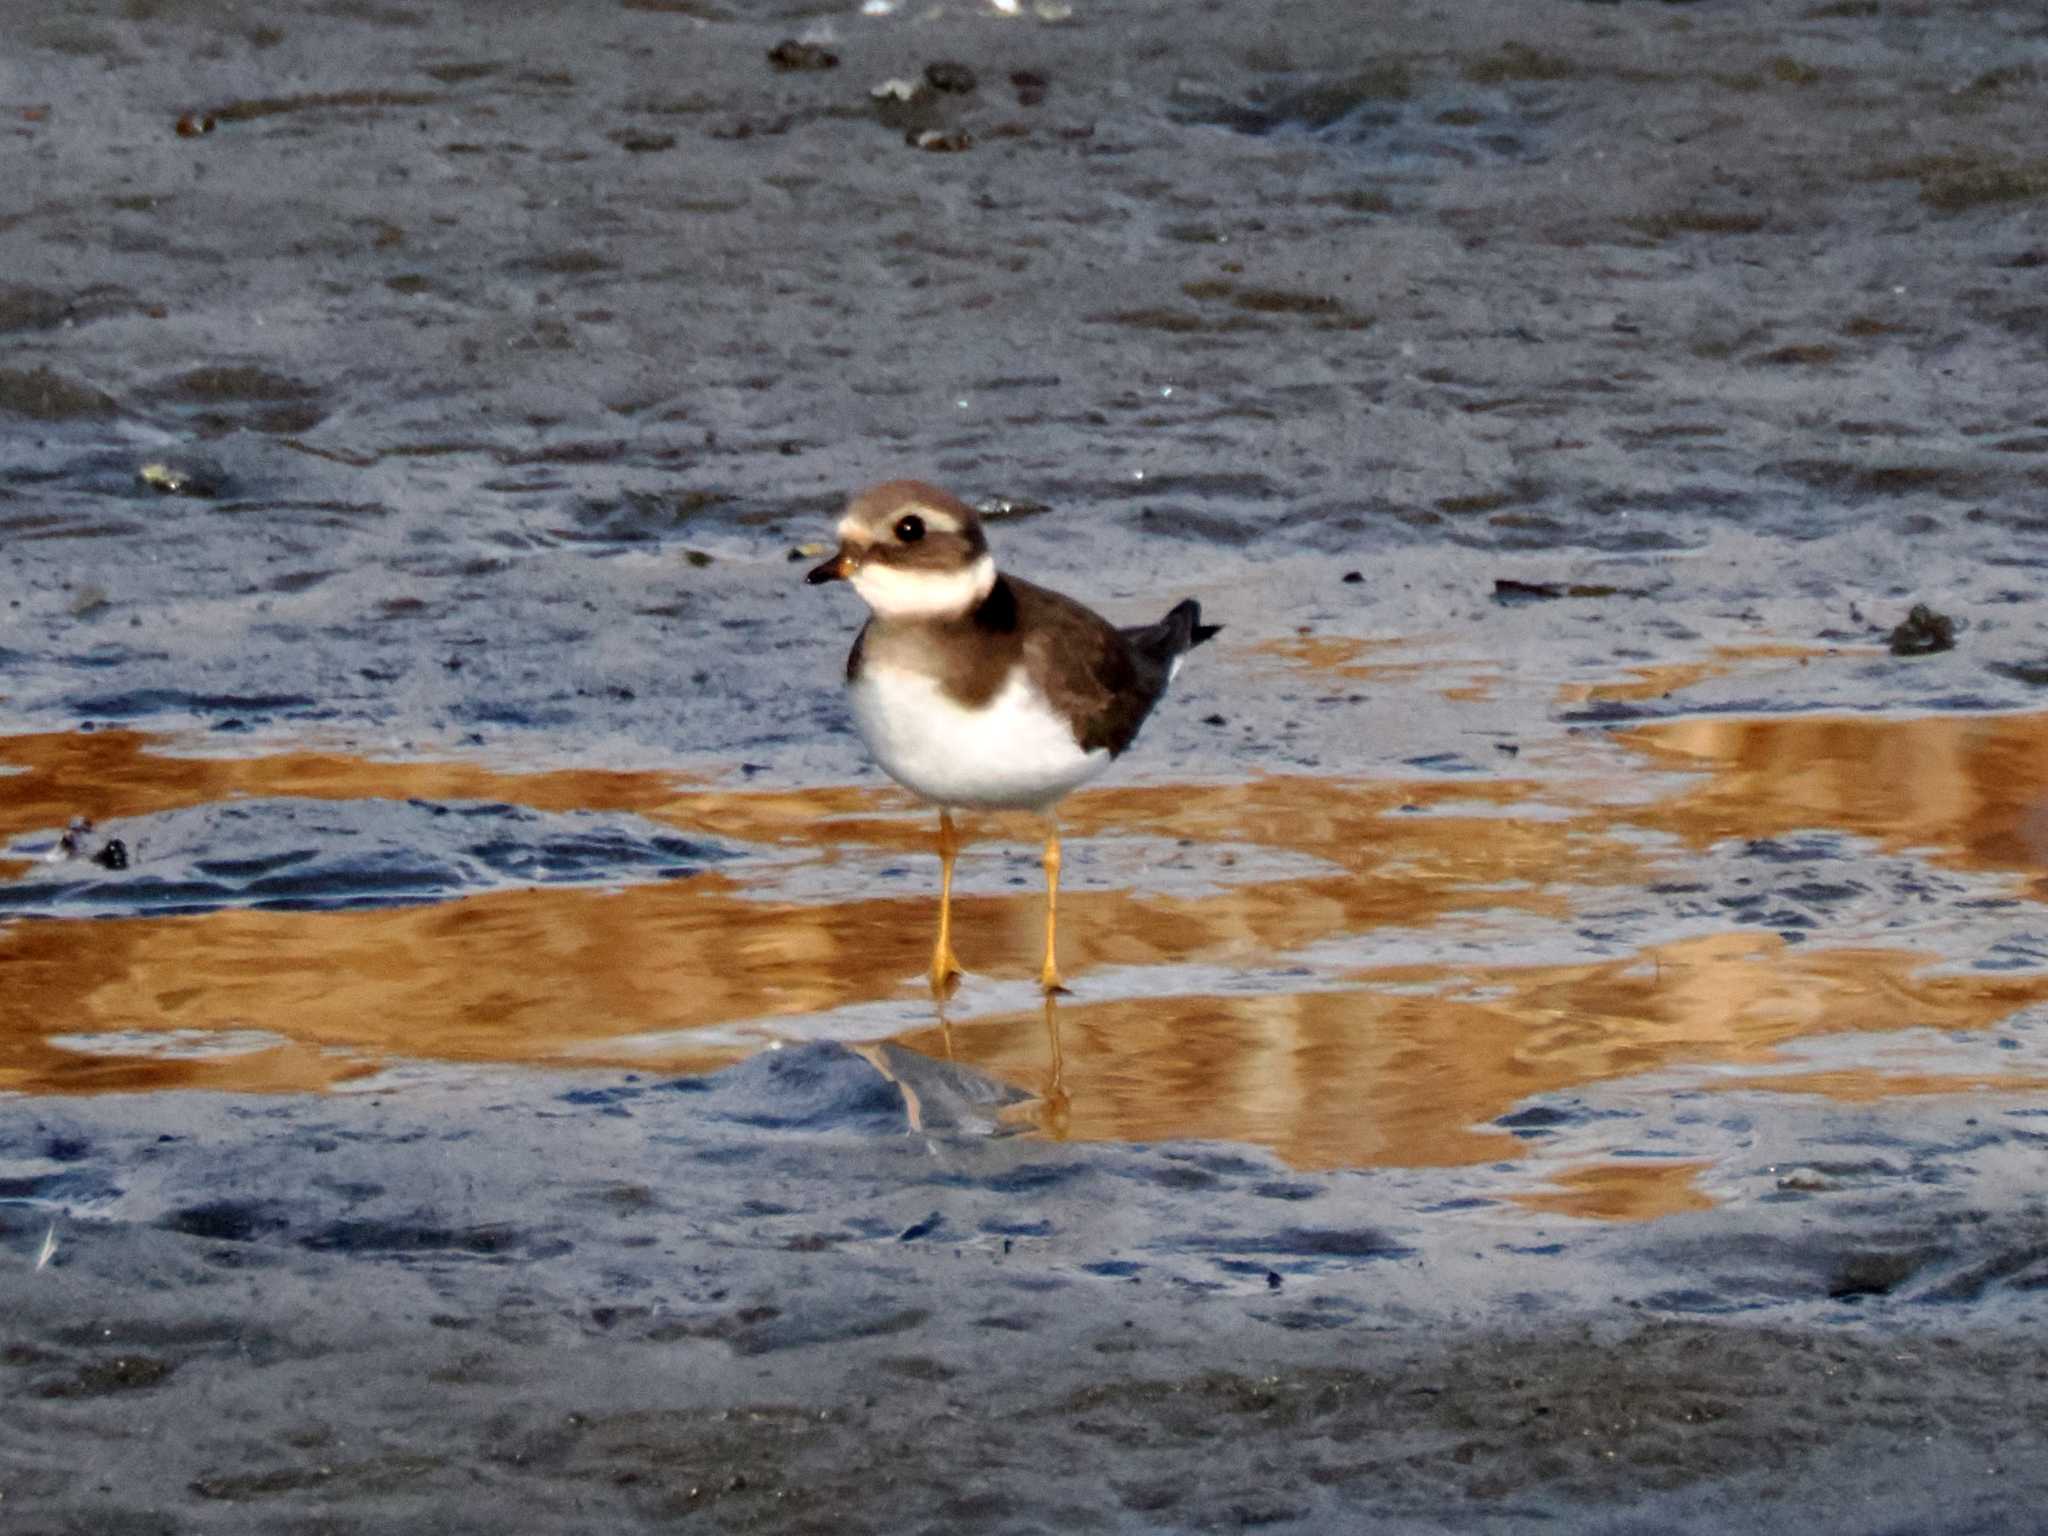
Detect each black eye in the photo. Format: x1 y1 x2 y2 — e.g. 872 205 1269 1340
894 514 926 544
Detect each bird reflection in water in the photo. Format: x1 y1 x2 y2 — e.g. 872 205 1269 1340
1033 990 1071 1141
918 986 1070 1143
848 990 1068 1141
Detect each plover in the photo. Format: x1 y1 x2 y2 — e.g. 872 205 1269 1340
808 479 1218 995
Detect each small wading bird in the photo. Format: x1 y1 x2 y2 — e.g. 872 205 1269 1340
808 480 1218 995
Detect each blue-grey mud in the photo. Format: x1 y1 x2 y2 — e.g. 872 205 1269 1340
6 0 2048 1531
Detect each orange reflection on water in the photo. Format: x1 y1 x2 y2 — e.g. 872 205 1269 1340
1252 635 1414 674
1442 675 1501 703
0 728 913 854
1707 1070 2048 1102
892 931 2048 1169
0 728 692 837
1626 711 2048 890
0 1026 375 1097
1 732 1649 1101
1253 633 1498 701
1555 643 1871 706
5 710 2048 1183
1263 634 1865 710
1512 1160 1715 1222
0 874 899 1093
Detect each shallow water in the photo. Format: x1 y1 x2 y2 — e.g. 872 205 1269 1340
9 693 2048 1212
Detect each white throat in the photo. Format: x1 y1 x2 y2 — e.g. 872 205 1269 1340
850 551 997 621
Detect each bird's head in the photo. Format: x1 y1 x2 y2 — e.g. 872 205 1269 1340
806 480 996 621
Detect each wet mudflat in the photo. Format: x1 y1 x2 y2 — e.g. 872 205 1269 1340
9 705 2048 1535
7 0 2048 1530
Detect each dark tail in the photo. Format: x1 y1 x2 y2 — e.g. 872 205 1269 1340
1121 599 1220 675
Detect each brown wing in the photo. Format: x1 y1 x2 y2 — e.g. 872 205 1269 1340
1009 578 1159 757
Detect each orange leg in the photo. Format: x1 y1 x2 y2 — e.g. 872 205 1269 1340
1038 816 1068 995
930 809 964 998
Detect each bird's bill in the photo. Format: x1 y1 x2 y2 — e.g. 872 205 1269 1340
805 545 859 585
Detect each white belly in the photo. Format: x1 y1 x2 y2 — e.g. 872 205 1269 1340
849 664 1109 811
